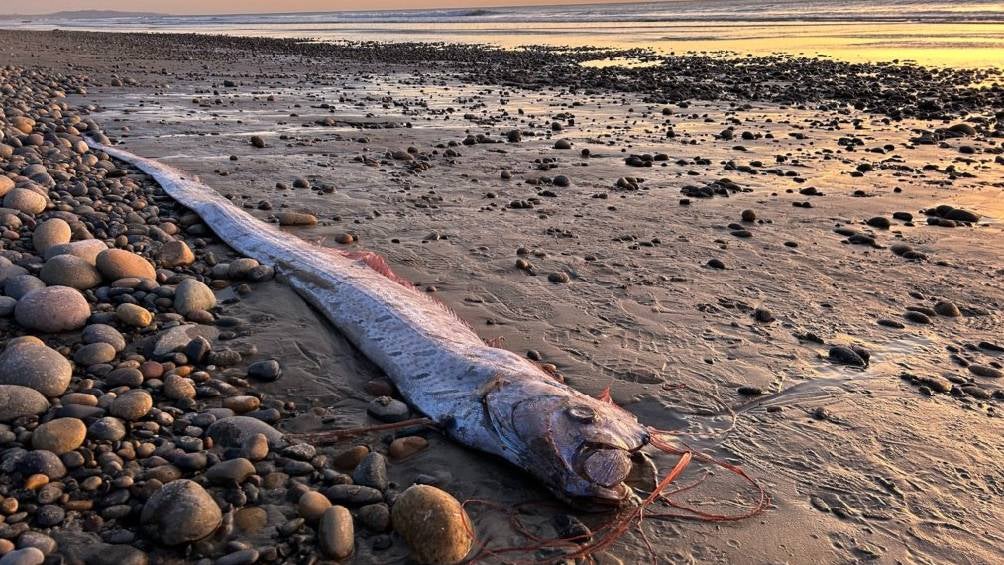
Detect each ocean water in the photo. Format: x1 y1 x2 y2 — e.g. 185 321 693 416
6 0 1004 68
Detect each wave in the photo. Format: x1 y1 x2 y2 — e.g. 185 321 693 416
11 0 1004 28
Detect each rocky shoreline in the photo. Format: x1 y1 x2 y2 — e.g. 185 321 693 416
0 28 1002 565
0 65 477 565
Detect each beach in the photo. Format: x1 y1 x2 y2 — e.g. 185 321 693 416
0 23 1002 564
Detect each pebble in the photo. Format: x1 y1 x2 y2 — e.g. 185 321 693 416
367 396 410 422
31 417 86 454
332 445 370 469
82 324 127 352
164 374 197 400
0 385 49 422
159 240 195 267
39 255 102 289
88 416 127 441
829 346 867 367
73 342 117 365
276 212 317 226
547 272 570 283
297 491 332 521
241 433 269 461
0 548 45 565
96 249 156 281
223 395 261 413
0 342 73 396
43 239 108 265
207 416 284 448
140 479 223 545
389 436 429 459
352 452 389 491
31 218 71 253
904 311 932 324
205 457 256 484
14 286 90 333
247 359 282 381
391 485 474 565
358 503 390 532
110 390 153 421
318 506 354 560
4 188 47 215
969 365 1003 379
323 484 384 506
934 301 961 317
707 258 726 269
116 303 153 327
16 451 65 480
174 278 217 315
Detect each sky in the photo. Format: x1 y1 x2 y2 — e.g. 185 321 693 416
17 0 656 16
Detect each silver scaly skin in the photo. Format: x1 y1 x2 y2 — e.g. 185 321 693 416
92 141 651 508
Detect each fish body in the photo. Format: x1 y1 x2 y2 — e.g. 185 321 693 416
93 142 650 507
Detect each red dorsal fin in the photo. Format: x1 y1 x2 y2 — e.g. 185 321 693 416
334 248 478 335
340 250 415 289
596 385 614 404
484 336 505 348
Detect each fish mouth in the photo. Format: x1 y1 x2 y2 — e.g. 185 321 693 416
568 444 641 509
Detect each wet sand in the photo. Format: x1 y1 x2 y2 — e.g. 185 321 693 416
3 29 1003 563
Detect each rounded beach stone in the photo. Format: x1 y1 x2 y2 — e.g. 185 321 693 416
31 418 86 454
0 176 13 196
4 275 46 300
205 457 255 485
391 485 474 565
241 433 269 461
0 385 49 422
174 278 216 315
96 249 156 281
207 416 284 449
318 505 354 560
247 359 282 381
0 342 72 396
0 296 15 317
0 547 45 565
158 240 195 267
43 239 108 265
110 390 153 421
276 212 317 226
298 491 331 522
39 255 102 289
88 417 127 442
73 342 116 366
227 258 259 280
116 303 153 327
81 324 127 352
163 374 196 400
17 450 66 480
32 218 71 254
14 286 90 333
3 187 47 215
140 479 222 545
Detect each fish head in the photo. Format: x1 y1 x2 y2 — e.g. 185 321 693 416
497 388 650 509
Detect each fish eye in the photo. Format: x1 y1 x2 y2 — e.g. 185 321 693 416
566 405 596 423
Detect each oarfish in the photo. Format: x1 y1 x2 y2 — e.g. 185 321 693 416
92 141 661 508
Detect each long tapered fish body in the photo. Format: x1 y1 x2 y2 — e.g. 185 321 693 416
93 141 650 506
